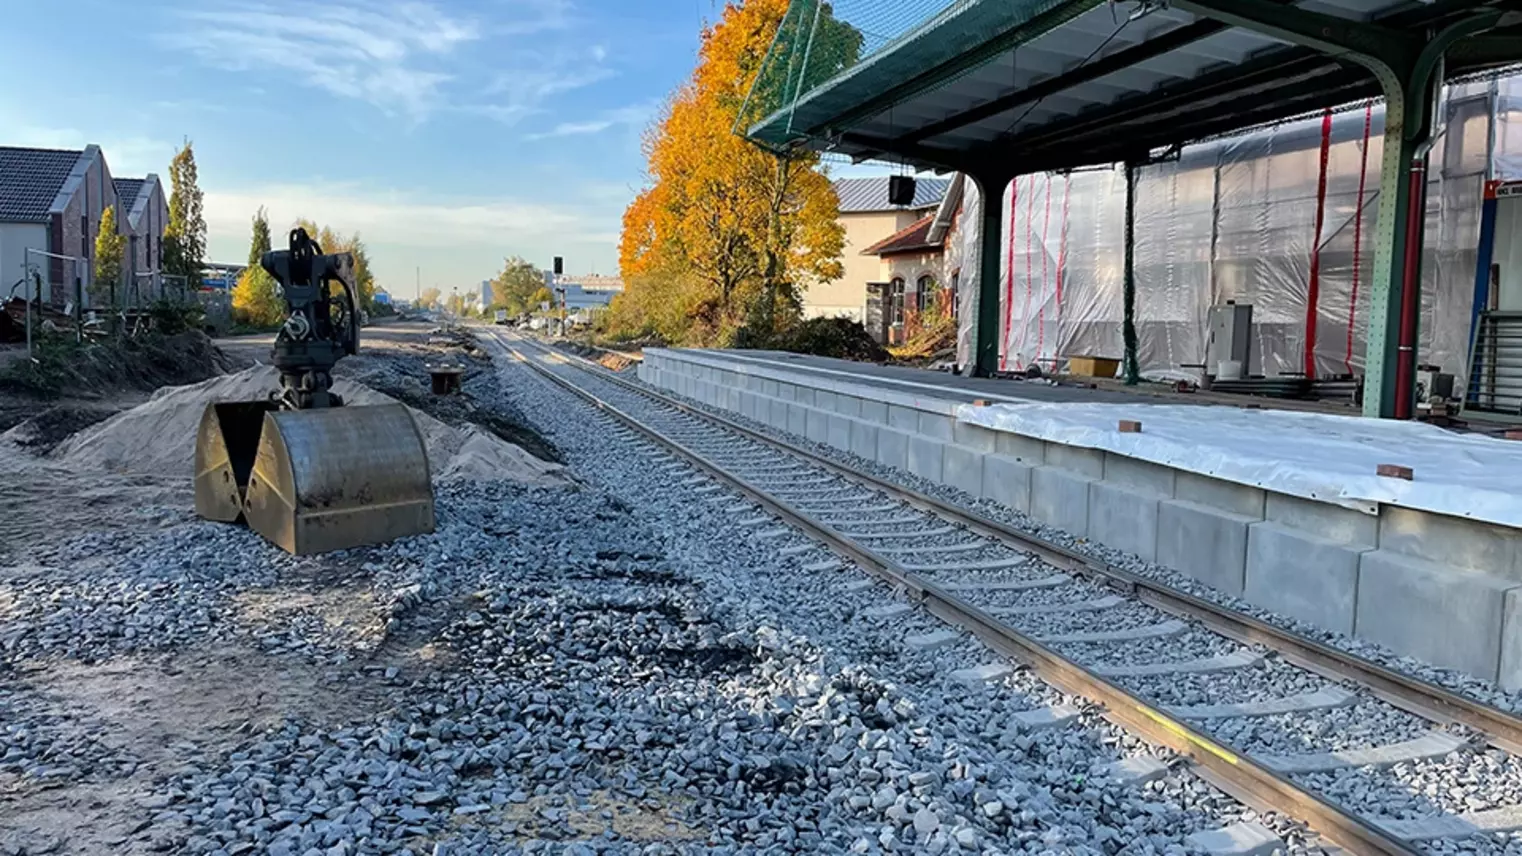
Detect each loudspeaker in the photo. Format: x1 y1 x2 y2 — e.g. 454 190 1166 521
553 256 564 275
888 175 916 206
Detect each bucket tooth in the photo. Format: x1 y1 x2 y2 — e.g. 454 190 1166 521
242 403 435 554
194 401 280 522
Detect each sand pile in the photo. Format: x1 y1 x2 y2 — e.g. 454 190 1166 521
49 366 566 486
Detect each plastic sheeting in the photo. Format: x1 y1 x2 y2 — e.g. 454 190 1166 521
957 400 1522 527
994 77 1507 383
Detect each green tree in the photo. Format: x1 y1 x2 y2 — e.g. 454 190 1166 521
292 218 378 310
530 286 554 311
248 205 272 265
419 286 442 308
445 292 466 316
92 205 125 307
490 256 545 315
162 141 207 287
232 207 283 327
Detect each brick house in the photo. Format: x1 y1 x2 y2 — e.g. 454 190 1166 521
0 145 174 313
111 175 169 305
860 174 967 345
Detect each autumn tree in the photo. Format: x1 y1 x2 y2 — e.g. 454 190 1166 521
162 142 207 287
292 218 379 310
490 256 545 315
232 207 284 327
419 286 442 308
92 205 125 307
611 0 850 346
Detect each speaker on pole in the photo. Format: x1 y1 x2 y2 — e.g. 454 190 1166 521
888 175 917 206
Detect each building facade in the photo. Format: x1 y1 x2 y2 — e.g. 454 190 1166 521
1 145 169 311
802 176 949 322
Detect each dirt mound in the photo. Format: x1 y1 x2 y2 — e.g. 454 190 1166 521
0 331 233 399
49 366 566 486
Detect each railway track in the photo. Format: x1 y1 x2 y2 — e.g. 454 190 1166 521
489 328 1522 856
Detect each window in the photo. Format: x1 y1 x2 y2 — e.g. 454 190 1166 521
917 274 938 315
889 277 906 325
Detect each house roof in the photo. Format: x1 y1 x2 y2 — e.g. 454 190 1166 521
0 147 86 223
113 178 145 214
861 212 940 256
833 176 949 214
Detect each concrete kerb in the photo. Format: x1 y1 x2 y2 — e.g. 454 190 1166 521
639 348 1522 688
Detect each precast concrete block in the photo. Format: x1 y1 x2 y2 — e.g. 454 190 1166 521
777 382 796 401
740 391 760 421
1378 506 1522 581
850 420 879 460
1501 589 1522 692
816 390 837 412
761 379 779 398
1045 443 1104 478
795 386 816 406
827 414 853 451
888 404 919 433
1030 466 1093 537
943 446 985 497
1087 482 1160 562
835 395 862 418
860 399 888 424
1103 454 1175 497
919 411 954 441
743 374 762 392
953 420 998 452
787 403 808 437
1157 500 1252 596
806 408 830 443
982 455 1033 513
876 428 911 471
1265 492 1373 545
907 435 946 483
1174 471 1265 518
1245 522 1362 636
995 431 1046 464
1356 550 1516 681
768 398 789 430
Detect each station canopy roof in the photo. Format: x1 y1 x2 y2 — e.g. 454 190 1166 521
743 0 1522 176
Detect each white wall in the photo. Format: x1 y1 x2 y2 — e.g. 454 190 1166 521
0 223 48 299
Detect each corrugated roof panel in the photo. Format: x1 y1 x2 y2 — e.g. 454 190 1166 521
834 176 951 212
0 147 84 223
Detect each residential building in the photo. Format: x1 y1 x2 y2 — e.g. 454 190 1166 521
112 174 169 305
801 176 950 322
860 175 967 345
0 144 118 308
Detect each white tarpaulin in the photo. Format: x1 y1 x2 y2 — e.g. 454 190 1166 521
957 401 1522 527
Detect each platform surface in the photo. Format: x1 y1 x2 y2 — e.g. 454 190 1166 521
677 349 1359 413
669 348 1522 528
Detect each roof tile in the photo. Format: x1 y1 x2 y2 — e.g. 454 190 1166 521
0 147 85 222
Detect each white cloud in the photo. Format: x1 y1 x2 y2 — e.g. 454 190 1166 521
203 180 626 286
161 0 488 121
525 102 655 140
3 122 176 177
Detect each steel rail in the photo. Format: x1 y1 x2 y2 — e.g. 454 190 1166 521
494 331 1419 856
515 332 1522 759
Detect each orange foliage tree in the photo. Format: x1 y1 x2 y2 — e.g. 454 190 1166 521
609 0 849 345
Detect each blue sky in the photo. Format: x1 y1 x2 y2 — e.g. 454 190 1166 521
0 0 718 298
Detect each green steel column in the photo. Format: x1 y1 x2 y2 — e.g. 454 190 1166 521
1361 73 1421 418
973 170 1011 377
1122 161 1140 385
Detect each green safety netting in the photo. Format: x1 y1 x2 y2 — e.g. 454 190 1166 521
740 0 1091 150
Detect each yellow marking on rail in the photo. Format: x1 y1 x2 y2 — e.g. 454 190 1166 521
1137 705 1241 765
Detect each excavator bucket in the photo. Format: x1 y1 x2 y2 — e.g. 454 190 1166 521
194 401 435 554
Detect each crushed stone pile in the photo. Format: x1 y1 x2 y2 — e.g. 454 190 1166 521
48 366 566 486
